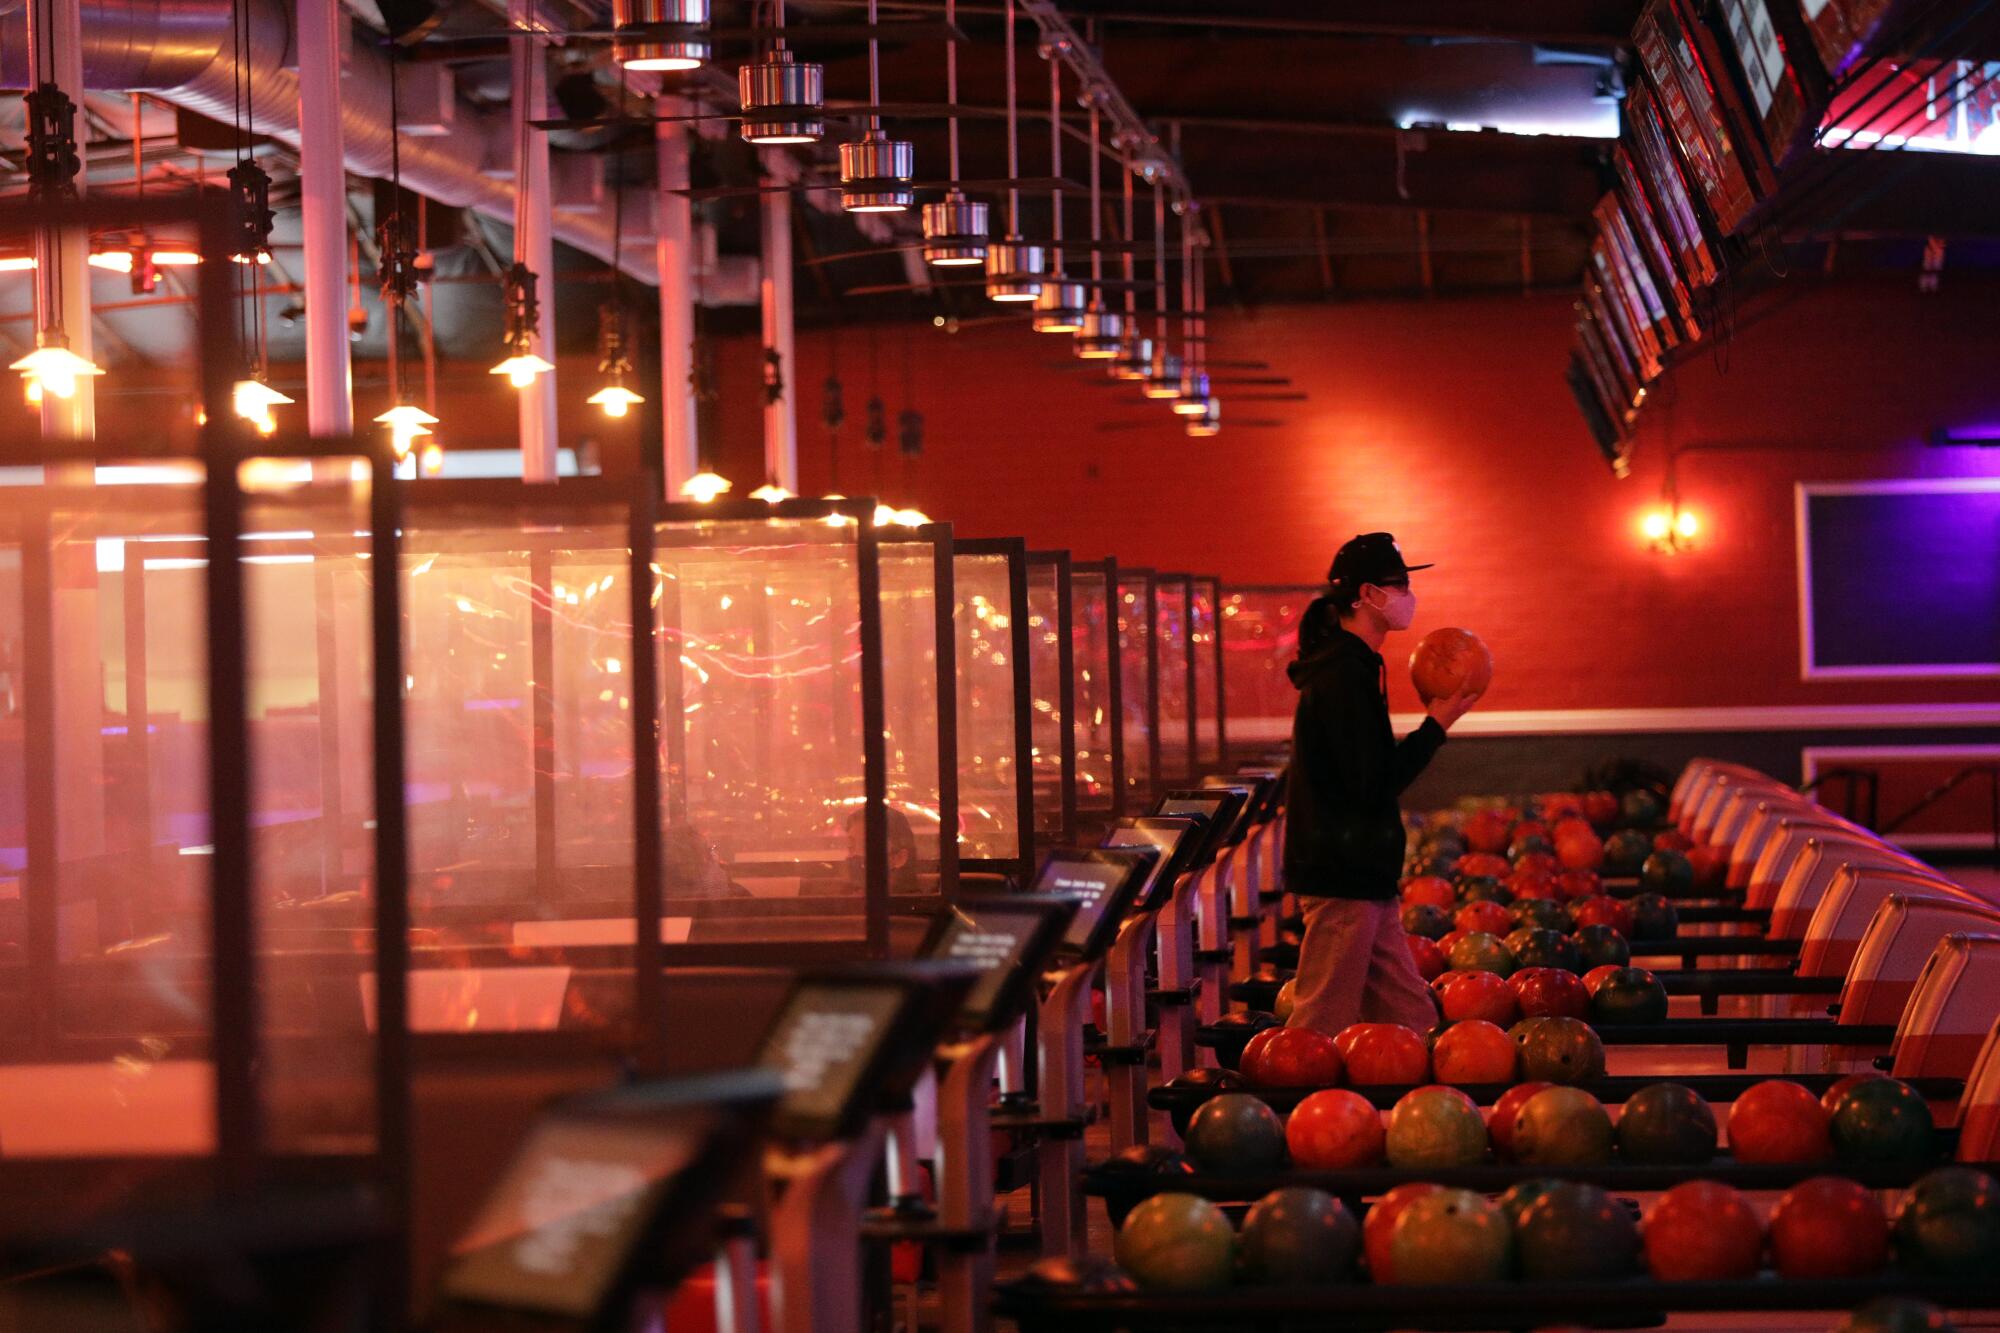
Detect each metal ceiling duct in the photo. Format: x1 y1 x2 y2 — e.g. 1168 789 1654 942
0 0 656 280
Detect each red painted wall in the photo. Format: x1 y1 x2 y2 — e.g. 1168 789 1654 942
703 273 2000 716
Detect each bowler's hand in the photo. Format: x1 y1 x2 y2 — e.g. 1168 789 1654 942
1428 685 1482 732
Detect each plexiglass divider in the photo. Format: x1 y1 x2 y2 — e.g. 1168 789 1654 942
654 497 892 958
0 441 412 1260
1025 551 1077 846
876 524 960 903
1192 576 1226 769
951 538 1036 881
1220 584 1320 759
1116 568 1159 809
1153 573 1196 786
1069 558 1124 820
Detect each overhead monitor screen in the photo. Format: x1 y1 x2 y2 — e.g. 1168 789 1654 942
1717 0 1807 157
1635 0 1761 235
758 984 906 1140
1627 85 1721 286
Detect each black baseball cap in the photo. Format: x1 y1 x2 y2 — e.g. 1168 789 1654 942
1328 532 1433 587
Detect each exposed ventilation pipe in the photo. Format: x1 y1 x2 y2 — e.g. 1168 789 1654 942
0 0 657 280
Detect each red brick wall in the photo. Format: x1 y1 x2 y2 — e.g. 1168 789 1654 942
704 273 2000 716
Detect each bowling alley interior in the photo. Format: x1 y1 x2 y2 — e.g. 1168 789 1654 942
4 0 2000 1328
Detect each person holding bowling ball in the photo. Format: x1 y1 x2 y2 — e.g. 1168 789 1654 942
1283 532 1481 1036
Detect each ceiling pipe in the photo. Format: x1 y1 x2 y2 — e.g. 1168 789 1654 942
655 99 697 500
0 0 657 281
297 0 351 436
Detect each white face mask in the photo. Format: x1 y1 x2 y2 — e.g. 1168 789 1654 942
1367 583 1416 631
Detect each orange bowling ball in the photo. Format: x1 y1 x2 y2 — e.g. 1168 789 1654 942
1410 628 1495 705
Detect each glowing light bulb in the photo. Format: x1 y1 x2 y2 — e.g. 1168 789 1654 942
1676 510 1699 539
11 345 103 401
489 353 555 388
1641 509 1671 542
680 469 732 502
374 403 439 460
749 483 794 503
587 384 645 418
87 250 135 274
232 378 293 436
24 377 41 406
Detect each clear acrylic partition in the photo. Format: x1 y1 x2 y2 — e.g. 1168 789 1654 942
1192 578 1223 768
0 474 217 1159
1025 556 1069 840
239 458 379 1151
877 534 949 893
953 548 1023 865
656 508 884 951
1070 564 1118 814
1221 586 1318 751
1117 570 1156 806
400 488 637 1029
1154 575 1193 786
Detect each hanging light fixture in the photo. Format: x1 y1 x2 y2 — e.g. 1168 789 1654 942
613 0 710 72
1108 155 1150 378
1140 179 1181 400
839 0 914 212
749 480 794 503
1184 396 1219 437
490 261 554 387
231 376 293 435
590 133 646 420
377 56 437 461
16 76 102 411
1174 215 1210 413
738 0 823 144
374 403 437 459
985 0 1044 301
1032 52 1085 332
920 0 986 265
680 469 732 502
11 338 101 401
1073 98 1122 358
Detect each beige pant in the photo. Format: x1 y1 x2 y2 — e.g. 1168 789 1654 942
1285 895 1440 1036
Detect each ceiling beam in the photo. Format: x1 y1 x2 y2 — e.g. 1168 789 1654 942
870 0 1641 45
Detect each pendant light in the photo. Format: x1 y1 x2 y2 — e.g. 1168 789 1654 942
920 0 986 265
1032 53 1085 331
749 481 794 502
590 109 645 419
984 0 1044 302
377 54 437 459
1184 395 1219 437
1108 157 1150 379
1173 219 1210 414
839 0 914 212
1072 98 1121 358
738 0 823 145
1140 180 1181 400
613 0 709 72
680 469 732 501
13 26 100 410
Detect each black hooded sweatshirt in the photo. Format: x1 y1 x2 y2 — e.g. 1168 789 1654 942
1282 624 1447 899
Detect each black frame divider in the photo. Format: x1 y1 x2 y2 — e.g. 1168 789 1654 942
879 522 962 903
1027 549 1079 846
952 537 1037 883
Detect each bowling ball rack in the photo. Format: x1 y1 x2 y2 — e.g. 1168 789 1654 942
1148 1071 1964 1115
995 1272 1998 1330
1196 1016 1893 1071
